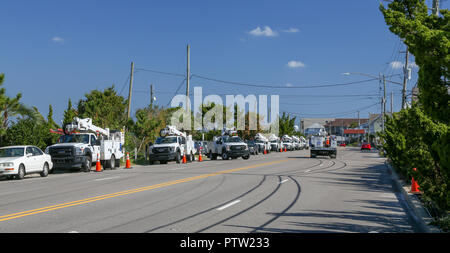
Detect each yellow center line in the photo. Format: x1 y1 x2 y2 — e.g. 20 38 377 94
0 158 290 222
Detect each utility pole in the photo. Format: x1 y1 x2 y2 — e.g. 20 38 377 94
127 61 134 119
382 74 386 132
401 48 409 109
150 84 154 106
186 44 190 112
432 0 440 15
391 91 394 114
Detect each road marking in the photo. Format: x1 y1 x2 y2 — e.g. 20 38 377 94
217 200 241 211
280 179 289 184
0 158 290 223
94 176 119 182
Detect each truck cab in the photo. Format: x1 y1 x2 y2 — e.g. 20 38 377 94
147 126 196 164
207 135 250 160
48 133 99 172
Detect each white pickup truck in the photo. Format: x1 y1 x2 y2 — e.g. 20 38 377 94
47 117 124 172
281 135 294 151
268 134 282 152
310 134 337 158
254 133 270 153
207 130 250 160
147 126 196 164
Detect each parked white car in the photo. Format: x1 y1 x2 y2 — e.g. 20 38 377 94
0 145 53 180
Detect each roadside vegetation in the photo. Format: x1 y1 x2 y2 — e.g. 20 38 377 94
379 0 449 231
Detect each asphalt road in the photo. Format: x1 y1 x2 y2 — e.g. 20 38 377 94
0 147 415 233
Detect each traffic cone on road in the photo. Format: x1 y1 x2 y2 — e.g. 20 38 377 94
264 149 267 155
95 153 102 172
182 151 187 164
284 147 287 152
198 149 203 162
125 152 131 169
411 168 420 193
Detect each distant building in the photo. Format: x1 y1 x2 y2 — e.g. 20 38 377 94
323 118 369 136
300 118 334 134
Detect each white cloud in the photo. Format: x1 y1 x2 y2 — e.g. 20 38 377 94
249 26 278 37
286 83 293 87
287 60 306 68
390 61 419 69
389 61 403 69
51 36 64 43
282 28 300 33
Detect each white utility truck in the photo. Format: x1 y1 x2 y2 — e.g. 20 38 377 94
47 117 124 172
281 135 294 151
300 136 308 150
292 136 301 150
207 129 250 160
254 133 270 153
309 133 337 158
148 125 196 164
268 134 282 152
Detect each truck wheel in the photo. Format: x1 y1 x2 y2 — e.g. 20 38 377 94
83 156 92 172
176 151 181 164
108 155 116 169
242 154 250 160
222 152 229 160
115 159 121 168
40 163 49 177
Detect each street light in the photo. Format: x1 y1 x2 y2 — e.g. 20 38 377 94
342 72 403 133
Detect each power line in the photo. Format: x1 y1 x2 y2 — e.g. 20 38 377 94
284 102 379 117
191 74 379 89
166 78 187 107
135 67 186 78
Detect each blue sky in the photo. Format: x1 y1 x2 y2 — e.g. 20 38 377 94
0 0 424 125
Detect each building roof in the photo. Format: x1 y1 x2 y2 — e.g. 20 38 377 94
325 118 369 127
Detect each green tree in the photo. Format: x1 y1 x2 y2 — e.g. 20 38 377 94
76 86 128 130
63 98 77 125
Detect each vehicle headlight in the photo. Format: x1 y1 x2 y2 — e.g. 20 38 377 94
226 145 230 151
0 162 14 167
245 145 248 150
75 147 84 156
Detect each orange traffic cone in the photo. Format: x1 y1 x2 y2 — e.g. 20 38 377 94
198 148 203 162
284 147 287 152
125 152 131 169
182 151 187 164
95 153 102 172
411 168 420 193
264 149 267 155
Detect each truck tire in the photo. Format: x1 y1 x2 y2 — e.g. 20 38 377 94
176 151 181 164
242 154 250 160
83 156 92 172
107 155 116 169
222 152 229 160
115 158 121 168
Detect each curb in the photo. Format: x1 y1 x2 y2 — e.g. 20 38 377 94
385 161 442 233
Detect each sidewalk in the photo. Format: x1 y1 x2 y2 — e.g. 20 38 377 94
385 161 442 233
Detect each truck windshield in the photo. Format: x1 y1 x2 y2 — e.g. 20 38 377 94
270 140 278 143
0 148 25 157
155 137 177 144
224 136 242 143
58 134 90 144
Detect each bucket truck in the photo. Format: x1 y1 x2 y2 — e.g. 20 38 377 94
46 117 124 172
207 128 250 160
147 125 196 164
268 134 281 152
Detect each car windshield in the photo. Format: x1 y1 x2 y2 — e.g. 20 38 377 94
255 140 264 143
270 140 278 143
58 134 90 144
247 141 255 146
155 137 177 144
224 136 242 143
0 147 25 157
